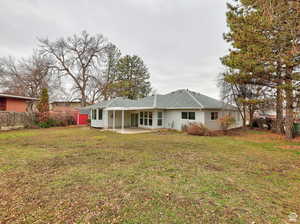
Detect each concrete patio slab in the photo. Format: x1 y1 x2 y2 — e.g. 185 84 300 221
107 128 156 134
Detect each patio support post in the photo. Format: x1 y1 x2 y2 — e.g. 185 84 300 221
113 110 115 130
121 110 125 132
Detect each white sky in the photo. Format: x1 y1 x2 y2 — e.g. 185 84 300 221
0 0 229 99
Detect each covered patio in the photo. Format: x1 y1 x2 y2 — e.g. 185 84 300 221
107 109 139 130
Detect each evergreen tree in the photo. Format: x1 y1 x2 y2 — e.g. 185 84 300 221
37 88 49 122
222 0 300 138
112 55 152 99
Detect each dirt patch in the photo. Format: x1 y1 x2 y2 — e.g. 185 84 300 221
278 145 300 150
234 130 285 143
212 128 245 136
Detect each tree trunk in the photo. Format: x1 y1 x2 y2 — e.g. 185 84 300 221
81 90 87 107
275 87 284 134
242 104 247 128
249 106 254 129
285 79 294 139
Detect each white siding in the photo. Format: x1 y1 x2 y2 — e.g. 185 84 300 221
203 110 242 130
90 108 243 131
164 110 204 131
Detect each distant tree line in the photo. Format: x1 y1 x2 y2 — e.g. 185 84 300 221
220 0 300 139
0 31 152 106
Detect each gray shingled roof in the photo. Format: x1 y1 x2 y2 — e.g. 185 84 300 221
89 89 236 110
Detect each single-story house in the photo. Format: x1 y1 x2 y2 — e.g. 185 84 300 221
0 93 38 112
89 89 242 131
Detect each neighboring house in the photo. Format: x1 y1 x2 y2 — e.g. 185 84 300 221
0 93 38 112
89 89 242 131
50 100 82 111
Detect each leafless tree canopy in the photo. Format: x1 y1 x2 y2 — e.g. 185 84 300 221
0 51 62 98
39 31 107 106
0 31 152 106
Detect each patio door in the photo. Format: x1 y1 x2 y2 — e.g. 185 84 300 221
131 113 138 127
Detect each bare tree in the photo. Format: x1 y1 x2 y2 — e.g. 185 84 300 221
85 43 121 103
218 71 273 128
101 43 121 100
39 31 107 106
0 51 61 98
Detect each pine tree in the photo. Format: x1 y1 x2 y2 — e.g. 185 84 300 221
222 0 300 138
112 55 152 99
37 88 49 122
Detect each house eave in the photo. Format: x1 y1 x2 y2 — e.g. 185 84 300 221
0 94 38 101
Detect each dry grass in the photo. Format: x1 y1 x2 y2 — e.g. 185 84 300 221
0 127 299 223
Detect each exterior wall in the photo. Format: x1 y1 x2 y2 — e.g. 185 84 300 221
203 110 242 130
6 98 29 112
163 110 204 130
90 108 243 131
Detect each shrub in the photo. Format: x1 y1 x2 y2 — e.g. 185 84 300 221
36 111 76 128
38 120 51 128
49 112 76 127
185 123 213 136
218 115 236 132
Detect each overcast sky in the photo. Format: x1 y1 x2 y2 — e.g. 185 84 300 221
0 0 229 99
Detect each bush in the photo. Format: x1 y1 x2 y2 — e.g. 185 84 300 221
36 111 76 128
185 123 213 136
37 120 54 128
218 115 236 132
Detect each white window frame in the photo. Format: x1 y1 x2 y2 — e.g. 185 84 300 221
92 109 97 120
181 111 196 120
98 109 103 120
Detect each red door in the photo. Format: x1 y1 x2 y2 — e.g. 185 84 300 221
78 114 89 125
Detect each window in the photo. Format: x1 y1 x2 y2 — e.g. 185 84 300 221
181 112 188 119
149 112 153 126
157 112 163 126
0 98 6 111
144 112 148 125
188 112 195 120
92 109 97 120
140 112 144 125
98 109 103 120
182 112 195 120
211 112 218 120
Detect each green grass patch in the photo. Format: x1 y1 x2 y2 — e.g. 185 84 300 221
0 127 299 223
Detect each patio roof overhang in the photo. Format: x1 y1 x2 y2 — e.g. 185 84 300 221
93 106 237 111
105 107 155 111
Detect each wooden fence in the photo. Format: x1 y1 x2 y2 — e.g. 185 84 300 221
0 112 36 130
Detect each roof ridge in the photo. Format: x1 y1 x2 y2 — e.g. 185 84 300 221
185 89 203 108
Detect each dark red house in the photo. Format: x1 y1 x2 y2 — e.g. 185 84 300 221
0 94 38 112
